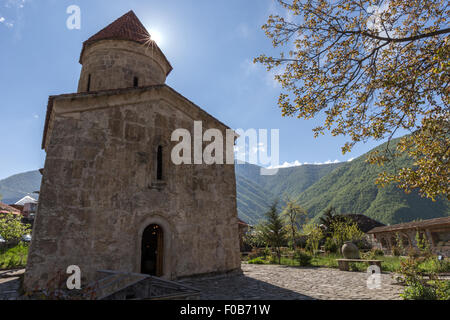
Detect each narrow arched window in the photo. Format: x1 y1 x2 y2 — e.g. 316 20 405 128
157 145 163 180
134 76 139 88
87 74 91 92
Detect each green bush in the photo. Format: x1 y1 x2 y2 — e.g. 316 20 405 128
401 280 450 300
360 248 384 260
397 250 450 300
0 243 29 269
324 237 338 253
401 281 440 300
392 246 402 256
294 249 312 266
419 257 450 273
349 262 367 272
247 248 262 260
248 257 267 264
373 249 384 256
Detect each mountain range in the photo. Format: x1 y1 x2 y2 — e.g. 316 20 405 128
1 138 448 225
235 138 449 225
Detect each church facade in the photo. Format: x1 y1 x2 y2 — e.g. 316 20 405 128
24 11 241 292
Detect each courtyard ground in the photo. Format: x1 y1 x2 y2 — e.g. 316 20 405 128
0 263 403 300
180 263 403 300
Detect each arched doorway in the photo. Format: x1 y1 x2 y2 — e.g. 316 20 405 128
141 224 164 276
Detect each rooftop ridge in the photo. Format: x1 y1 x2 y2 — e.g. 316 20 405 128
84 10 150 46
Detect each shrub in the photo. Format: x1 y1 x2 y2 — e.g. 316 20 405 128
360 250 376 260
247 248 261 260
349 262 367 272
294 249 312 267
248 257 266 264
401 281 440 300
401 279 450 300
324 237 338 253
0 213 31 243
407 247 420 258
420 257 450 274
0 243 29 269
397 251 450 300
354 237 372 251
392 246 402 256
373 249 384 256
263 246 271 260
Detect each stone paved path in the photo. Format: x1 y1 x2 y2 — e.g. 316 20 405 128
180 263 403 300
0 269 23 300
0 264 404 300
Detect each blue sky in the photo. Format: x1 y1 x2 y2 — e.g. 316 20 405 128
0 0 395 180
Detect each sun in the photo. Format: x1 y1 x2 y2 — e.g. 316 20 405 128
148 29 163 46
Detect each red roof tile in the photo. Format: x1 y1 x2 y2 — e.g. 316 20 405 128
84 10 150 47
0 202 21 214
78 10 172 73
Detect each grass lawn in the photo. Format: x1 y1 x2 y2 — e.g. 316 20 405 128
0 243 29 270
246 253 450 274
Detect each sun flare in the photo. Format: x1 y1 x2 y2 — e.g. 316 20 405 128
148 29 163 46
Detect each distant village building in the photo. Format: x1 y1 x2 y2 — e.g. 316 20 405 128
24 11 241 292
0 202 21 216
14 196 38 219
367 217 450 257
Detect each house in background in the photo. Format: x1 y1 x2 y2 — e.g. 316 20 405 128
0 202 22 216
15 196 38 220
367 217 450 257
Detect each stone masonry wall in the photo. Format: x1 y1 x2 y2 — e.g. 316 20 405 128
78 40 170 93
24 92 241 292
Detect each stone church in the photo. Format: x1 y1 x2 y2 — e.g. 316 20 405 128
24 11 241 292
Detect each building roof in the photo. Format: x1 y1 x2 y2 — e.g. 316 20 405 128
85 10 149 45
338 214 385 233
0 202 21 215
238 218 249 226
79 10 172 74
367 216 450 234
14 196 38 206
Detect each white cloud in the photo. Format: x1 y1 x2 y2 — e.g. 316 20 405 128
5 0 27 9
0 16 13 28
266 159 341 169
347 157 355 162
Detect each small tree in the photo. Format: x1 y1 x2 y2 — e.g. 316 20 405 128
281 196 307 250
243 227 266 249
0 213 31 243
260 200 287 264
302 223 323 256
319 206 349 237
330 219 365 251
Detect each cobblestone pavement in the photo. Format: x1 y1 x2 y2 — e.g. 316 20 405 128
0 265 403 300
0 269 23 300
180 263 403 300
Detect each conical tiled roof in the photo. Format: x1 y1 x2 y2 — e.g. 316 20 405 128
79 10 172 74
84 10 150 46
